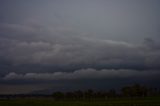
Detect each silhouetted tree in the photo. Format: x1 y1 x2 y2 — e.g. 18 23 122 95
95 91 106 99
121 84 148 97
84 89 94 99
121 86 131 97
50 84 159 100
148 88 160 96
107 89 116 98
52 92 64 100
65 92 75 99
74 90 84 99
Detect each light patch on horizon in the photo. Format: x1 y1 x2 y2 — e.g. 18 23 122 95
0 84 52 94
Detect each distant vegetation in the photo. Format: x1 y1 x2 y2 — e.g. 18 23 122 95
0 84 160 106
52 84 160 100
0 84 160 100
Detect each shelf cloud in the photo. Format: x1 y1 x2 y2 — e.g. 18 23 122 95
4 69 160 80
0 0 160 94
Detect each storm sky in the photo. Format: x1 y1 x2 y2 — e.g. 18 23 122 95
0 0 160 94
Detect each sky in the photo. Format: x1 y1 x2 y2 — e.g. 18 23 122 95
0 0 160 94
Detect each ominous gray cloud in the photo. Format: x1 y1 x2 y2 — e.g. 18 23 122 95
3 69 160 80
0 0 160 94
0 23 160 71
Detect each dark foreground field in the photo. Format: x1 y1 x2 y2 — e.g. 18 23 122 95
0 97 160 106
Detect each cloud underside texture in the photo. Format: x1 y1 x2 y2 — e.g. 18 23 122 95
0 23 160 80
3 68 160 80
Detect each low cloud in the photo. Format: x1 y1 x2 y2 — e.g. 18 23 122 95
3 68 160 80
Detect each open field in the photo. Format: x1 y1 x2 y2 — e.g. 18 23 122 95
0 97 160 106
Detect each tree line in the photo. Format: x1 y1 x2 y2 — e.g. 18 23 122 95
52 84 160 100
0 84 159 100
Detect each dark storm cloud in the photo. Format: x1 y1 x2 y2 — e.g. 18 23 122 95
144 38 160 50
0 0 160 94
0 23 160 73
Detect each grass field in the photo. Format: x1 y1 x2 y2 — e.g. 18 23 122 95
0 97 160 106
